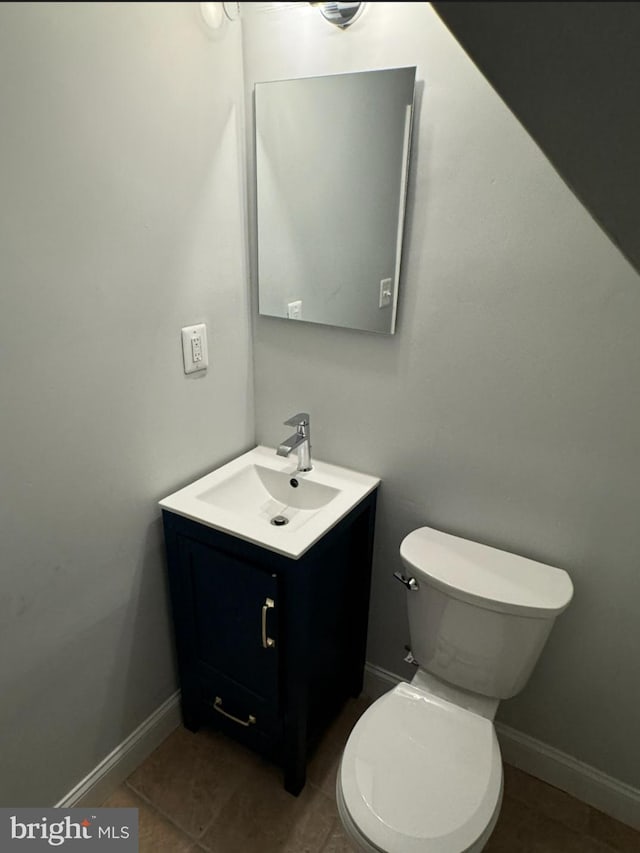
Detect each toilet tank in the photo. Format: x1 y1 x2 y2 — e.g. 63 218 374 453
400 527 573 699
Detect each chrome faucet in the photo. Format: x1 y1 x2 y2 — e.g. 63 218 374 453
276 412 312 472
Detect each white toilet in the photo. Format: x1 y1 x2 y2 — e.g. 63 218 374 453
337 526 573 853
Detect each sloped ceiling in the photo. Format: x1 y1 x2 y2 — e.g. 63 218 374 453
432 1 640 275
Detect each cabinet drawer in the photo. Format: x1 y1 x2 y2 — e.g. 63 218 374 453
198 668 281 753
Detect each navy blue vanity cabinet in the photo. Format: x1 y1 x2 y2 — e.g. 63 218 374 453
162 489 377 796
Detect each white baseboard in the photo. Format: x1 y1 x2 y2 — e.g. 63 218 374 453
496 722 640 831
56 691 182 808
363 663 640 832
363 662 405 700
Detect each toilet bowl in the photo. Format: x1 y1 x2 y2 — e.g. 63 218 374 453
337 682 503 852
337 526 573 852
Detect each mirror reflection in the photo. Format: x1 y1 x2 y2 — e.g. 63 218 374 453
255 66 416 334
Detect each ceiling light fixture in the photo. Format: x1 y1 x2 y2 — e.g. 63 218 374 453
200 2 224 30
308 2 366 30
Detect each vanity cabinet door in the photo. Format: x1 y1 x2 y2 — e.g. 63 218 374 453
178 537 279 703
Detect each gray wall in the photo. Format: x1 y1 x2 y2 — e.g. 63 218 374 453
433 1 640 276
245 4 640 788
0 4 252 805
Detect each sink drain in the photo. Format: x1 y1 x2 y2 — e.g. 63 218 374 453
270 515 289 527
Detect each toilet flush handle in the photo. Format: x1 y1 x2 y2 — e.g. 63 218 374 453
393 571 419 591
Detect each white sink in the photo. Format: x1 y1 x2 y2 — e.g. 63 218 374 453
199 464 340 513
159 446 380 559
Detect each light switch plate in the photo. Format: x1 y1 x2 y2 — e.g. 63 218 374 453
181 323 208 374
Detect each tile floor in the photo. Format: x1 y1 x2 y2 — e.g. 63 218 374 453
101 698 640 853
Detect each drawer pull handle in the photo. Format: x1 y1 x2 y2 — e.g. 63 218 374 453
261 597 276 649
213 696 256 727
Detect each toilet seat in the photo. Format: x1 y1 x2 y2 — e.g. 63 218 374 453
338 683 503 853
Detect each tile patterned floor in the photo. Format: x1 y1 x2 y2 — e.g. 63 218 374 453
100 698 640 852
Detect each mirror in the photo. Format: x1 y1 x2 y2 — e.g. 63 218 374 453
255 66 416 335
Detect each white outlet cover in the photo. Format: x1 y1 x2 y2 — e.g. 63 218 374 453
181 323 208 374
287 300 302 320
379 278 393 308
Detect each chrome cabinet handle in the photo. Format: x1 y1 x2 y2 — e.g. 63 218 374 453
212 696 256 727
393 571 419 591
261 597 276 648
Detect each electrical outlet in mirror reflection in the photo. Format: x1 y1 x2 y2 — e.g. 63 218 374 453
287 300 302 320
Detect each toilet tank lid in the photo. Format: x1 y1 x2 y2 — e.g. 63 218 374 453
400 527 573 617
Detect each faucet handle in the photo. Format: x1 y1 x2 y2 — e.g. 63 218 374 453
284 412 310 428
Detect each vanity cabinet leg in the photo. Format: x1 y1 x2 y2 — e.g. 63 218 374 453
181 694 201 733
283 714 307 796
284 763 306 797
183 713 200 733
350 672 364 699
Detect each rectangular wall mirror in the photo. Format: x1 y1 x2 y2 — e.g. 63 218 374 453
255 66 416 335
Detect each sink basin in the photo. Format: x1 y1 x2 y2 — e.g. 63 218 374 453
199 464 339 513
159 446 380 559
